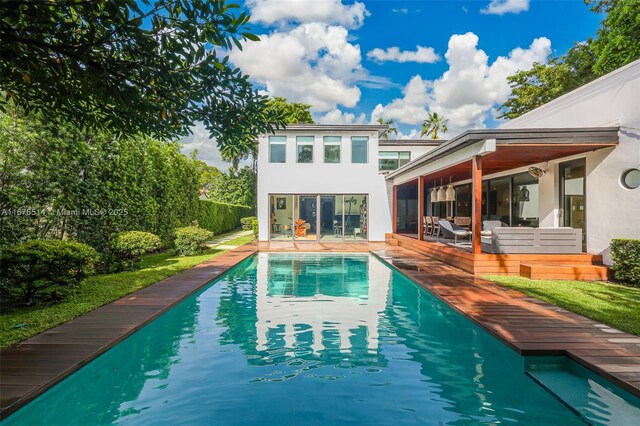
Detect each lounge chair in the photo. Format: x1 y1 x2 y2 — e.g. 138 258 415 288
438 219 472 244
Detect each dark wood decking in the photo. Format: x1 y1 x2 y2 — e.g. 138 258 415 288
373 247 640 397
0 245 258 419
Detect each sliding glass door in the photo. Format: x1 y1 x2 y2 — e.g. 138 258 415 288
269 194 367 241
560 159 586 250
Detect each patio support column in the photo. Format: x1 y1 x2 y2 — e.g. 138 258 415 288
392 185 398 234
417 177 424 240
472 155 483 254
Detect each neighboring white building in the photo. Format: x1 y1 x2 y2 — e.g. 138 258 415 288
256 60 640 261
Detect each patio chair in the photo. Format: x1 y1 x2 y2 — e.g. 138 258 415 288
431 217 440 237
353 227 362 238
423 216 432 238
437 220 472 244
454 216 471 231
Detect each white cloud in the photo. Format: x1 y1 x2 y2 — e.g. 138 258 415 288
371 32 551 135
247 0 368 28
370 75 430 125
317 108 366 124
179 122 249 171
230 23 364 112
392 8 408 14
481 0 529 15
367 45 440 64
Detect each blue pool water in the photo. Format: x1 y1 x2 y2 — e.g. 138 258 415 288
4 253 639 425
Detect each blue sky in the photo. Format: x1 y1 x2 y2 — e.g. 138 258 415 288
181 0 603 168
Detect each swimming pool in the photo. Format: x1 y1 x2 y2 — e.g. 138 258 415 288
4 253 639 425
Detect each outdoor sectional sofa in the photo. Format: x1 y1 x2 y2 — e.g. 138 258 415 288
481 227 582 254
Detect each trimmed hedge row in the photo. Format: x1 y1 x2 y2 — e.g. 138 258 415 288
196 200 253 236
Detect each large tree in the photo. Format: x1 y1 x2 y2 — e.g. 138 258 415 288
0 0 283 147
499 0 640 119
218 96 314 169
265 97 314 124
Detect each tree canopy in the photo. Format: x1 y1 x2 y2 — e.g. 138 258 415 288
499 0 639 119
421 112 448 139
0 0 284 147
265 97 315 124
377 117 398 140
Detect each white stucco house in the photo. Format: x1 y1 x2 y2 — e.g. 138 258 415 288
256 60 640 266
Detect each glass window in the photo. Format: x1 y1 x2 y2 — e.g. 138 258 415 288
269 136 286 163
270 195 293 240
351 136 368 164
379 151 411 171
296 136 314 163
455 184 471 217
512 172 539 227
344 194 368 240
323 136 341 163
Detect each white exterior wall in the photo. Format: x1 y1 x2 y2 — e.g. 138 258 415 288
257 128 391 241
501 60 640 260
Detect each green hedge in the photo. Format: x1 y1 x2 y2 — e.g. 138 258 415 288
610 239 640 286
196 200 252 235
0 240 98 304
240 216 257 230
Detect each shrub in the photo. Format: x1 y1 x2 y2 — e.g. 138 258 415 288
240 216 258 230
610 239 640 286
252 220 259 240
0 240 98 304
196 200 252 235
175 226 213 255
110 231 162 271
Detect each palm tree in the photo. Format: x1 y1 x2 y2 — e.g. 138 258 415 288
377 117 398 140
420 112 449 139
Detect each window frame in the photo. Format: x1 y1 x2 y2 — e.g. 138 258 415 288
323 136 342 164
351 136 369 164
296 136 314 164
269 136 287 163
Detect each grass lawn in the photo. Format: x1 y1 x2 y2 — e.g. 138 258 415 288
485 275 640 336
0 233 254 349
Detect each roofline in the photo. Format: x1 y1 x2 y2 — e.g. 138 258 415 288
273 123 389 136
385 127 619 180
379 139 443 146
502 59 640 127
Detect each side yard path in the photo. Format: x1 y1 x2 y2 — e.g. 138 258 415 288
0 231 254 349
0 240 258 418
373 247 640 398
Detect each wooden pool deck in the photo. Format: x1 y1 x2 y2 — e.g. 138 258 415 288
1 241 638 419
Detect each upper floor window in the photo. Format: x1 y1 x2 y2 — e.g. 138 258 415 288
323 136 341 163
296 136 314 163
269 136 287 163
351 136 368 164
379 151 411 171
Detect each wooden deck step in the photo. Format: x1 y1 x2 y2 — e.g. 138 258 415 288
520 263 609 281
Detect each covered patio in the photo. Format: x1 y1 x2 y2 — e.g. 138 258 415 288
387 127 619 279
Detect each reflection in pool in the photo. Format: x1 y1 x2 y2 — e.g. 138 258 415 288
5 253 630 425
